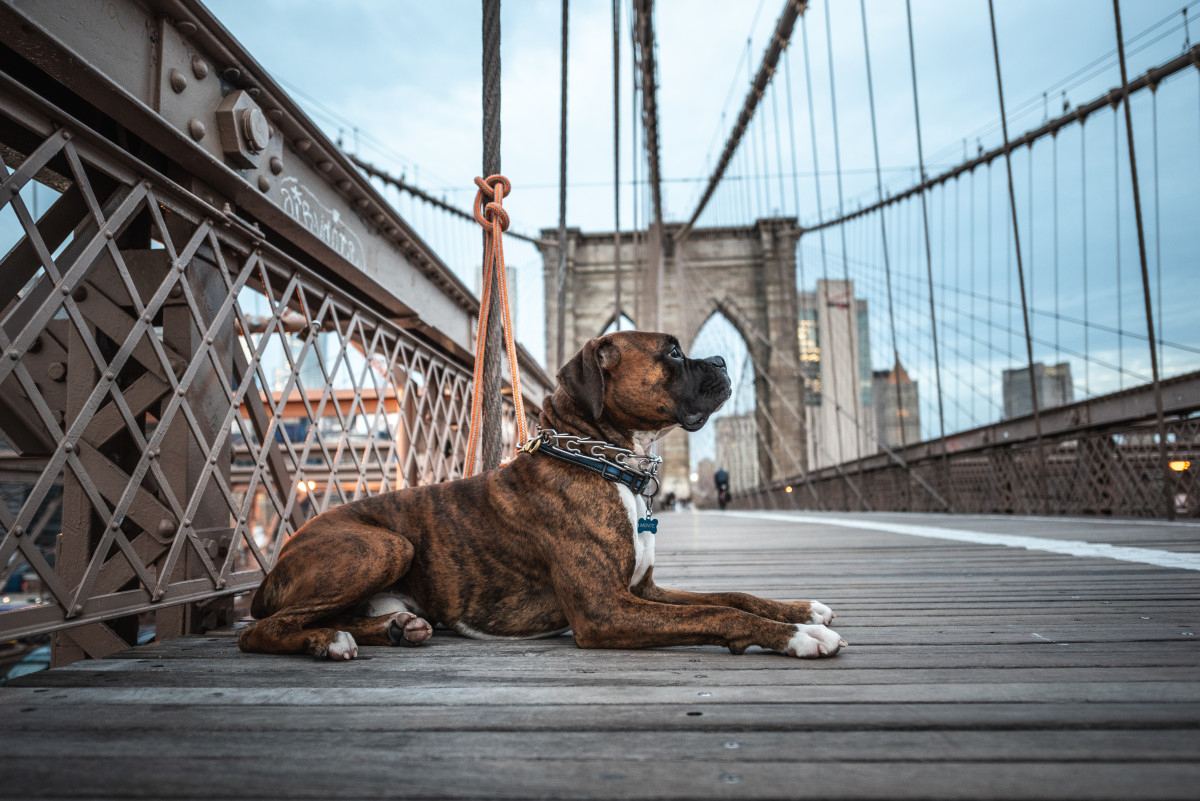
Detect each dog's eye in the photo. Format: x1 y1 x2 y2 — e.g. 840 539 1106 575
668 346 683 360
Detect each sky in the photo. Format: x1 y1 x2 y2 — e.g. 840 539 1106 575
201 0 1200 446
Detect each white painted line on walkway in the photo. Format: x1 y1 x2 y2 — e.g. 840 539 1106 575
725 512 1200 572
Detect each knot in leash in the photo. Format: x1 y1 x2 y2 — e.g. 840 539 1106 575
464 174 525 477
473 175 511 232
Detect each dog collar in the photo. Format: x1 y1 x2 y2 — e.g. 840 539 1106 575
518 429 661 500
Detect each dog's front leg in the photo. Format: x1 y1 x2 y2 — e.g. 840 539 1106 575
632 568 835 625
565 593 844 658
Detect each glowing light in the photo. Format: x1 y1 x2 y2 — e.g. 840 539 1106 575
1169 460 1191 472
689 472 699 483
785 486 793 493
307 480 316 490
297 480 308 492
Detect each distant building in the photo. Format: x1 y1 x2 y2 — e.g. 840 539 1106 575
798 279 873 469
694 457 717 503
872 360 921 449
714 413 760 493
1003 362 1074 418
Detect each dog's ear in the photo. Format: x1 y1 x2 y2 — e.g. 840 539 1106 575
557 338 621 421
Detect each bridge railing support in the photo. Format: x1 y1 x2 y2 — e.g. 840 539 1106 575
0 1 547 663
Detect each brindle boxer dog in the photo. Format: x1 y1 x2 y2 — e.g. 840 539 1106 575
238 331 846 660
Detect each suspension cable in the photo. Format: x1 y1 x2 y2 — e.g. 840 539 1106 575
987 0 1050 511
612 0 622 331
1053 129 1060 365
784 50 808 294
1113 104 1123 388
1082 118 1090 393
799 9 853 504
823 3 867 491
555 0 569 368
1112 0 1174 520
479 0 504 471
859 0 910 460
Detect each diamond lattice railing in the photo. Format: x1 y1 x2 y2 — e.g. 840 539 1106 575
0 78 535 659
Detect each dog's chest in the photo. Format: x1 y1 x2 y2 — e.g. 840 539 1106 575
615 484 655 587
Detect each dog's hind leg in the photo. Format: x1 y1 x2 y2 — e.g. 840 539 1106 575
238 524 416 659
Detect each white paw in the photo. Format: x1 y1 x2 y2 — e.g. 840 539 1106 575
784 624 846 658
327 631 358 660
807 600 835 625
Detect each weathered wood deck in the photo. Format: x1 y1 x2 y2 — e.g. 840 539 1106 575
2 511 1199 799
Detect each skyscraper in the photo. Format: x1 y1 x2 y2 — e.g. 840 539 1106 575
1002 362 1074 419
798 279 873 469
872 359 921 449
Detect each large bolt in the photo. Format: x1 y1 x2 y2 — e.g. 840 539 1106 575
240 108 270 152
169 68 187 94
188 119 206 141
47 362 66 381
191 55 209 80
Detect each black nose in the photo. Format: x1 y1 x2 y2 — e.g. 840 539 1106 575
707 356 727 371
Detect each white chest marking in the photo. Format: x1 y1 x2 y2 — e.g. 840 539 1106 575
616 484 655 587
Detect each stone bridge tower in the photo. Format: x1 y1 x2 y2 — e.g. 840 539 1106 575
538 218 807 498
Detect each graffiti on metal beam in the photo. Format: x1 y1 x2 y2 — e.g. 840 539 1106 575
279 177 364 268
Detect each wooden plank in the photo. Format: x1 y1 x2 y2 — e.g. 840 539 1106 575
2 756 1199 799
4 700 1199 733
7 680 1200 706
2 511 1198 800
2 729 1196 763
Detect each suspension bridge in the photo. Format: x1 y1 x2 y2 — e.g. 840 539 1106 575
0 0 1197 798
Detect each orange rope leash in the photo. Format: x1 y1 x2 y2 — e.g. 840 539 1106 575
464 174 527 477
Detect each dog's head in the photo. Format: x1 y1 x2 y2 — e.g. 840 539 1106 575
553 331 731 447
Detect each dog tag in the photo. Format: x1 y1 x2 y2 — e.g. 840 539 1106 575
637 517 658 535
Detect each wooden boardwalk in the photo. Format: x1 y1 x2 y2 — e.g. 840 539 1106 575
2 511 1199 799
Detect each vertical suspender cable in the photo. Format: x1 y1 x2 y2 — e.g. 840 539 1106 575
747 38 765 218
903 0 952 506
1151 85 1162 348
1081 119 1090 394
1111 0 1174 520
987 0 1049 513
1053 130 1060 365
823 3 866 488
555 0 569 369
801 9 867 511
784 50 806 293
858 0 910 468
480 0 504 471
1113 106 1123 388
971 167 977 424
770 82 787 217
784 48 824 511
630 0 640 308
955 175 961 427
859 0 902 455
612 0 622 330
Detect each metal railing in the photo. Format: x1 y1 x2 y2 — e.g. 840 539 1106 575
0 0 547 660
735 371 1200 517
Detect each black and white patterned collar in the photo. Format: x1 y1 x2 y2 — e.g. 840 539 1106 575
518 429 661 500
